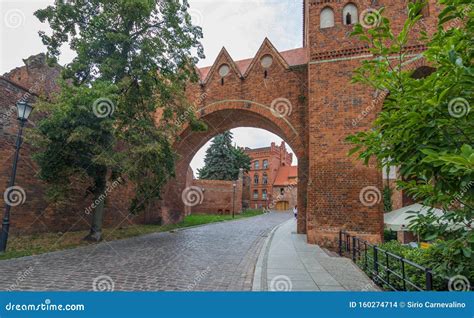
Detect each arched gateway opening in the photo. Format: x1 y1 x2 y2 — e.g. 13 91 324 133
159 35 389 248
161 104 308 235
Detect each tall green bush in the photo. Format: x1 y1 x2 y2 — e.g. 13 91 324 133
348 0 473 281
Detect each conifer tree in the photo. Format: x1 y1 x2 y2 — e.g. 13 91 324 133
198 131 251 180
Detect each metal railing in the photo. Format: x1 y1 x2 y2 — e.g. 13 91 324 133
338 231 434 291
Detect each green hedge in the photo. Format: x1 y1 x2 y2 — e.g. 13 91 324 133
356 241 472 291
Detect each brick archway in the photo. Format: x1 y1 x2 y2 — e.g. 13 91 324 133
161 104 308 234
161 1 442 248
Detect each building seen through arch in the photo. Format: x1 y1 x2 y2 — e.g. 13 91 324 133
243 141 297 210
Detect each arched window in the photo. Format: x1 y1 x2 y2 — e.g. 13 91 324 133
262 173 268 185
343 3 358 25
262 189 267 200
320 7 335 29
254 161 260 170
253 190 259 199
263 159 269 169
254 174 259 185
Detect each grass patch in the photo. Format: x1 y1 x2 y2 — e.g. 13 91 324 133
0 209 264 261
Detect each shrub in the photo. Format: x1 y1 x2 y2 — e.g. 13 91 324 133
383 229 397 242
347 0 473 286
383 186 393 212
356 240 462 291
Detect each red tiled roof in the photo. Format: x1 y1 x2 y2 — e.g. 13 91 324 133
280 47 308 66
273 165 298 186
198 47 308 81
235 57 253 75
198 65 212 80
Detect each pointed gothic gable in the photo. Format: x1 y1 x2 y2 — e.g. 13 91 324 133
197 40 308 83
242 38 290 78
201 47 242 85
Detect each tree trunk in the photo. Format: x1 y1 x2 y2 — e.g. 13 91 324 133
84 169 107 242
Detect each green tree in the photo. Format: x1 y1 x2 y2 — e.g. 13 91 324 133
198 131 251 180
347 0 473 280
32 0 203 241
232 146 252 177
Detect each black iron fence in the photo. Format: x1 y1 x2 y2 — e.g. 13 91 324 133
338 231 435 291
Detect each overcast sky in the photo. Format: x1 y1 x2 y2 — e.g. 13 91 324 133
0 0 302 171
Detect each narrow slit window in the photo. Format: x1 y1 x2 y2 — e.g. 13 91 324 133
343 4 358 25
346 12 352 25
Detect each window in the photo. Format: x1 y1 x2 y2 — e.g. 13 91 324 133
254 161 260 170
343 4 358 25
218 64 230 77
254 174 259 185
263 159 269 169
260 55 273 69
262 173 268 185
320 7 335 29
280 188 285 195
262 190 267 200
253 190 259 199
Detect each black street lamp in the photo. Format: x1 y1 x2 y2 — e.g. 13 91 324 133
0 101 33 253
232 183 236 219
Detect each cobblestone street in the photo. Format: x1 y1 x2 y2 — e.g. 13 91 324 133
0 212 291 291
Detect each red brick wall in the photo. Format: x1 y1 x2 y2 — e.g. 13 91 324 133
302 0 440 247
271 185 297 211
190 177 243 215
162 39 309 227
242 175 251 209
0 56 162 235
306 56 384 246
306 0 440 60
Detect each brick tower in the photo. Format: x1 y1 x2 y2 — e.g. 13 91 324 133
302 0 439 245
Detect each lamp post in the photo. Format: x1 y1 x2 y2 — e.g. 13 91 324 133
232 183 236 219
0 101 33 253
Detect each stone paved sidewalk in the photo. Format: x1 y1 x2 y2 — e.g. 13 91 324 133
253 218 379 291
